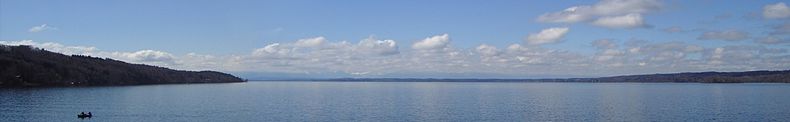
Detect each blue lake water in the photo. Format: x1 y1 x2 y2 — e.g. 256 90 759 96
1 82 790 121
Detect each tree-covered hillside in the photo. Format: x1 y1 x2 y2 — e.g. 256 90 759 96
1 45 244 87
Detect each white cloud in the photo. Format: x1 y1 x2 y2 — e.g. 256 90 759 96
28 24 57 32
629 42 703 63
0 40 96 55
701 46 785 68
590 0 661 15
504 43 587 66
355 37 399 56
596 49 624 61
537 0 661 28
526 27 569 45
592 14 649 29
476 44 501 56
294 37 326 47
698 30 750 41
591 40 625 65
176 53 218 68
253 43 291 56
0 40 177 66
764 2 790 19
412 34 450 50
708 47 725 64
113 50 175 62
536 6 591 23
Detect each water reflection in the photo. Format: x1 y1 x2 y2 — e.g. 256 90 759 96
2 82 790 121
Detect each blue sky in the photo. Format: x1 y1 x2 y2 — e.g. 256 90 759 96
2 0 790 78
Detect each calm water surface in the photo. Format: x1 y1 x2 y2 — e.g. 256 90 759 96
1 82 790 121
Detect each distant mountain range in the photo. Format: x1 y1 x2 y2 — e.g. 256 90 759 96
0 45 244 87
280 70 790 83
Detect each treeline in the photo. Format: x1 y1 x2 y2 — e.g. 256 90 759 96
0 45 244 87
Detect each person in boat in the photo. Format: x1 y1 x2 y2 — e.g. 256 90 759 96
78 112 92 118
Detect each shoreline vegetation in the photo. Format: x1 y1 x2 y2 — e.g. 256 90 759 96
0 45 244 87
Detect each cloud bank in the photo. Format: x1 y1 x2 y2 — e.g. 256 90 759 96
3 37 788 78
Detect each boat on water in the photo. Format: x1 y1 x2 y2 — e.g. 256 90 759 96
77 112 92 118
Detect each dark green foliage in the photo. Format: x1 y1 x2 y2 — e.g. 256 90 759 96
0 45 244 87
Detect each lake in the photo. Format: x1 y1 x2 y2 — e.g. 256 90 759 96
1 82 790 121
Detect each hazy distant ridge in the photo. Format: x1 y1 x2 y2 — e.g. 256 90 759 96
583 70 790 83
298 70 790 83
0 45 244 87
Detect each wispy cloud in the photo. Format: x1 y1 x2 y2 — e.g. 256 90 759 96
591 14 650 29
28 24 57 32
526 27 569 45
697 30 750 41
536 0 661 29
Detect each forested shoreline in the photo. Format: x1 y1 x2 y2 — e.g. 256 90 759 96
0 45 244 87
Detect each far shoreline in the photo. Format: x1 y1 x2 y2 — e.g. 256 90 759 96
245 70 790 83
246 79 784 83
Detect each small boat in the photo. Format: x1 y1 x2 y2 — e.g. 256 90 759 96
77 112 92 118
